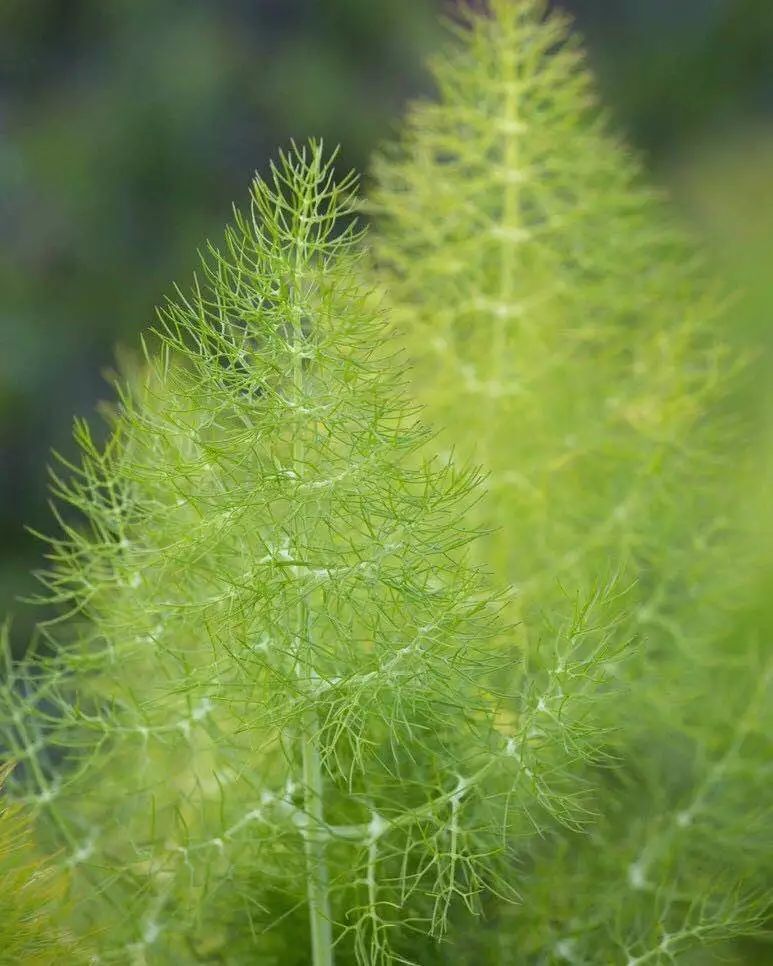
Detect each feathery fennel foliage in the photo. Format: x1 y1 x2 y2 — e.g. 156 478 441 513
0 143 626 964
1 5 770 963
368 1 772 961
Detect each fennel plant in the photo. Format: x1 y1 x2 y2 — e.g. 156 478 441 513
1 2 771 964
0 143 622 965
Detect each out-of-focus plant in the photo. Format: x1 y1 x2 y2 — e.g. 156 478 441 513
367 0 772 960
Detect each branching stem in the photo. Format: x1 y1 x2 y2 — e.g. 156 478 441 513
301 685 334 966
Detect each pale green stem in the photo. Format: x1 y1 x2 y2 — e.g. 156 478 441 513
290 152 334 966
300 692 334 966
495 45 519 378
489 35 522 623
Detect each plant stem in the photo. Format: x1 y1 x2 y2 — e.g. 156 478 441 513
301 692 334 966
496 40 519 377
290 151 334 966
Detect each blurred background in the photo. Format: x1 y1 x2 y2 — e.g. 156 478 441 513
1 0 771 646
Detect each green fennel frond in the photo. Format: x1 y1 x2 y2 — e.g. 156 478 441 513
0 142 624 965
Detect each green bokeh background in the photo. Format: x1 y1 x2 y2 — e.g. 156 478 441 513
1 0 772 647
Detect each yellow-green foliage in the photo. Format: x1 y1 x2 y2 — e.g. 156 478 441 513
1 3 771 963
0 145 627 965
368 0 772 960
0 760 83 965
